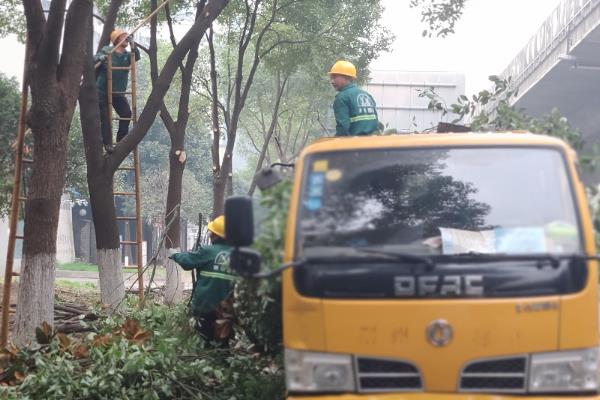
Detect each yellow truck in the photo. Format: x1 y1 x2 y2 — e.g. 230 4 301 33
225 132 600 399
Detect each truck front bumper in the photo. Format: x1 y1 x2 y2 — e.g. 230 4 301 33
289 394 600 400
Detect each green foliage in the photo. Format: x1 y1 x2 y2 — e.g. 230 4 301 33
235 180 292 354
2 302 284 399
65 110 89 199
0 72 21 217
410 0 466 38
0 0 25 40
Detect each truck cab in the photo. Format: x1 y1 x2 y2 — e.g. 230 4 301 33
229 132 600 399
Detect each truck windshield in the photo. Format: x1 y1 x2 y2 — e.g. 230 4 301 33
297 147 582 256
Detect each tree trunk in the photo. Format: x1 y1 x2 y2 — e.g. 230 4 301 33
87 174 124 308
164 247 183 304
212 170 228 218
14 95 69 344
14 0 91 345
97 249 124 309
14 253 55 345
164 151 184 304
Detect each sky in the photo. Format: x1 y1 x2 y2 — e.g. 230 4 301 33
0 0 562 95
373 0 562 93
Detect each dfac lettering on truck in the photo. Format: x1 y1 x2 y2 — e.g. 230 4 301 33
225 132 600 399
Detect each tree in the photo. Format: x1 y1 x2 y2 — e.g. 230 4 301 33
410 0 467 38
145 0 205 304
0 73 21 216
200 0 392 217
13 0 92 345
239 68 333 195
79 0 229 309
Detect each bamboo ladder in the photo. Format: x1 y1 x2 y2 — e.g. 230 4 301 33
107 38 145 302
1 41 31 348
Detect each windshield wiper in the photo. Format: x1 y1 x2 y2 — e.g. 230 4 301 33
304 247 435 271
434 253 599 269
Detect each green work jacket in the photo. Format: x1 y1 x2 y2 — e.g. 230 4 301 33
170 244 235 316
333 83 379 136
94 45 141 95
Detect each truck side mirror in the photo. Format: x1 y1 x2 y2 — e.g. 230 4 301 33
230 248 261 276
225 195 254 247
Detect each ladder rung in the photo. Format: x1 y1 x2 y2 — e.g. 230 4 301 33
113 117 134 121
117 166 136 171
113 191 136 196
14 235 24 240
22 158 34 164
116 216 137 221
120 241 139 245
112 91 133 95
18 196 27 202
12 272 20 277
111 66 131 71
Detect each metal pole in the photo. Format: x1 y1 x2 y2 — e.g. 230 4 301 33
107 53 113 140
130 48 144 302
1 40 30 348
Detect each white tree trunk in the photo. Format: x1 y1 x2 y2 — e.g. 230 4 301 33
97 248 125 310
164 247 183 305
14 253 55 346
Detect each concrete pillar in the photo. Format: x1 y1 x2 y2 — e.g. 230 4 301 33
56 193 75 264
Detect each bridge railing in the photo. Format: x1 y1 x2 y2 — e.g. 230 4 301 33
502 0 598 91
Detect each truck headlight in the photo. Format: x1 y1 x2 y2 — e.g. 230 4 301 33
285 349 355 393
529 348 598 393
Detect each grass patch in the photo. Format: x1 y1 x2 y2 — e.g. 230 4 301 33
58 262 139 275
55 279 97 290
57 262 98 272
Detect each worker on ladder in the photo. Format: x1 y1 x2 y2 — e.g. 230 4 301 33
329 60 380 136
94 29 140 153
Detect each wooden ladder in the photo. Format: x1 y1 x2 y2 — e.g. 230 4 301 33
107 42 145 301
1 42 31 347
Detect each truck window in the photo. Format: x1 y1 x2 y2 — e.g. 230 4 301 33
297 147 581 256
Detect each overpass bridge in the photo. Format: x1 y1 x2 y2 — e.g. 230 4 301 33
504 0 600 147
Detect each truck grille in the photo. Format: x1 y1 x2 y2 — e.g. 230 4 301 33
355 357 423 392
459 356 528 393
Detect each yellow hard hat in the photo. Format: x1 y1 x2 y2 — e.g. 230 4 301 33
207 215 225 239
328 60 357 79
110 29 128 45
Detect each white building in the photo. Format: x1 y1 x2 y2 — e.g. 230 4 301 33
364 71 466 133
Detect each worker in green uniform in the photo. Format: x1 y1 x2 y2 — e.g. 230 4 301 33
169 216 234 341
94 29 141 153
329 60 380 136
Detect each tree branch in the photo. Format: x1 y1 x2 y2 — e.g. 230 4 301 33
59 0 92 94
21 0 46 48
40 0 68 73
107 0 230 171
97 0 124 52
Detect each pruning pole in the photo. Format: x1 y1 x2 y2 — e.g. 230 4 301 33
94 0 173 68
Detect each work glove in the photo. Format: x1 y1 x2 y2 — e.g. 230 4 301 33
97 54 107 62
126 36 134 45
